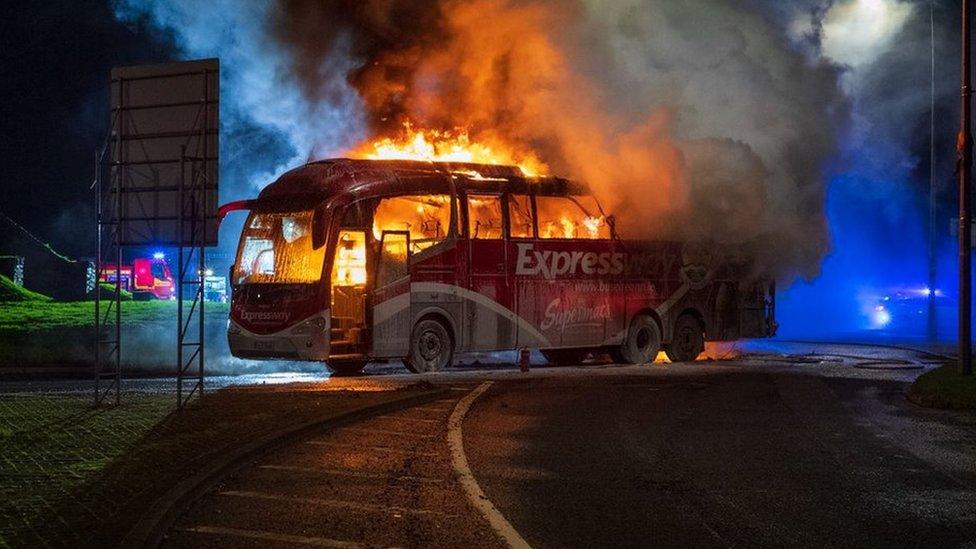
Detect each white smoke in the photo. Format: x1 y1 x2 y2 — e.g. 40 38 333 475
113 0 368 192
580 0 848 276
818 0 915 69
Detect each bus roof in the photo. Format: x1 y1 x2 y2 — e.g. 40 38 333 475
255 158 588 210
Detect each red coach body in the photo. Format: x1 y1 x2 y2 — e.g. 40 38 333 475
227 159 776 374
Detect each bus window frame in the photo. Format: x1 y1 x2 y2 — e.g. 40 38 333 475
464 192 506 241
360 191 459 267
506 192 536 240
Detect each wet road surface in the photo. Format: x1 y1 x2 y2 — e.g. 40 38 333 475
464 369 976 548
163 386 504 548
132 345 976 547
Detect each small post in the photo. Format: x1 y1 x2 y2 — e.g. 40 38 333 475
519 348 531 372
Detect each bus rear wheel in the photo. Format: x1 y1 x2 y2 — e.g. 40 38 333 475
616 314 661 364
666 313 705 363
328 360 367 376
541 349 588 366
404 318 453 373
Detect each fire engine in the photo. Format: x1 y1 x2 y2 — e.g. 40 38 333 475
99 253 174 300
224 159 776 375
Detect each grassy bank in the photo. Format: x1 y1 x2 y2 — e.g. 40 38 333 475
0 300 229 332
907 365 976 411
0 300 230 369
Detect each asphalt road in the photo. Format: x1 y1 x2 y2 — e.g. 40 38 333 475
150 346 976 547
465 370 976 548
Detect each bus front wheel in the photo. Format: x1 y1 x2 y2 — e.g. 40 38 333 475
616 314 661 364
404 318 454 373
666 314 704 363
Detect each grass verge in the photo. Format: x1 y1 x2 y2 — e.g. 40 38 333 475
1 383 436 547
0 300 228 332
0 274 51 302
0 300 230 370
907 365 976 410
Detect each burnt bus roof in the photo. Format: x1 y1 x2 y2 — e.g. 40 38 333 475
254 158 589 211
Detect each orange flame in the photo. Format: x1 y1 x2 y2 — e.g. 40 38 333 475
350 123 547 176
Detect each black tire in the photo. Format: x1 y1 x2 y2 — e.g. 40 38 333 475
327 360 367 376
666 313 705 363
617 314 662 364
404 317 454 373
541 349 588 366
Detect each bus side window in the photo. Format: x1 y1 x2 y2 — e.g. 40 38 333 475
508 194 534 239
467 195 504 240
373 195 452 253
537 196 611 240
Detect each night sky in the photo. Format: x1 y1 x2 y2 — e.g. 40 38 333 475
0 0 175 257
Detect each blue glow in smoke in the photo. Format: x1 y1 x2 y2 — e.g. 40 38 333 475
776 153 959 341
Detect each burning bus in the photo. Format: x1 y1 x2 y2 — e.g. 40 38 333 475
226 159 776 375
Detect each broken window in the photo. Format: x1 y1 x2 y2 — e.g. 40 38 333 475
536 195 611 240
234 210 326 284
467 194 503 240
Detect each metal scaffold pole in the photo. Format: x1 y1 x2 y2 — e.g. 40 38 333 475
961 0 974 376
93 105 122 407
95 58 219 408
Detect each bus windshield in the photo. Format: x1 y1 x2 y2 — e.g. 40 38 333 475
234 210 326 284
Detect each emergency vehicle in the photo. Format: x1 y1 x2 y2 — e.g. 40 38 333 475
225 159 776 374
99 254 174 300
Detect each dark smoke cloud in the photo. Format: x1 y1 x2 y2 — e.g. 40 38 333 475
271 0 448 132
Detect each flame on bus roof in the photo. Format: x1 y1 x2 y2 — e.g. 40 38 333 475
349 123 548 177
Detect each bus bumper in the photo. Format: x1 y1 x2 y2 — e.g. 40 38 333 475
227 313 331 361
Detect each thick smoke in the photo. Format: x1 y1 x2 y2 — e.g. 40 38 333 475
116 0 850 281
271 0 848 279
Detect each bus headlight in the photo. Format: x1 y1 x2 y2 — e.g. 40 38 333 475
291 316 327 335
227 320 242 335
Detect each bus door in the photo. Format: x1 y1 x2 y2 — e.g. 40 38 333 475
371 231 412 357
465 194 515 350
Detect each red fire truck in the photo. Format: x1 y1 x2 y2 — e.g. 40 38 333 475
100 254 175 300
226 159 776 374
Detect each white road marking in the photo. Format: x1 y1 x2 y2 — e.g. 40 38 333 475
448 381 532 549
258 464 444 484
178 525 363 547
305 441 440 457
218 490 458 517
338 427 437 439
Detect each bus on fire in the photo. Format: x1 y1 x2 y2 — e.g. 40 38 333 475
224 159 776 375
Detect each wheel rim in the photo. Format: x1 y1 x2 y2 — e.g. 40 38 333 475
676 322 700 355
419 330 443 362
635 326 652 351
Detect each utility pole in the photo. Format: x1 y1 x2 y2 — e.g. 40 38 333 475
930 1 938 342
960 0 973 376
